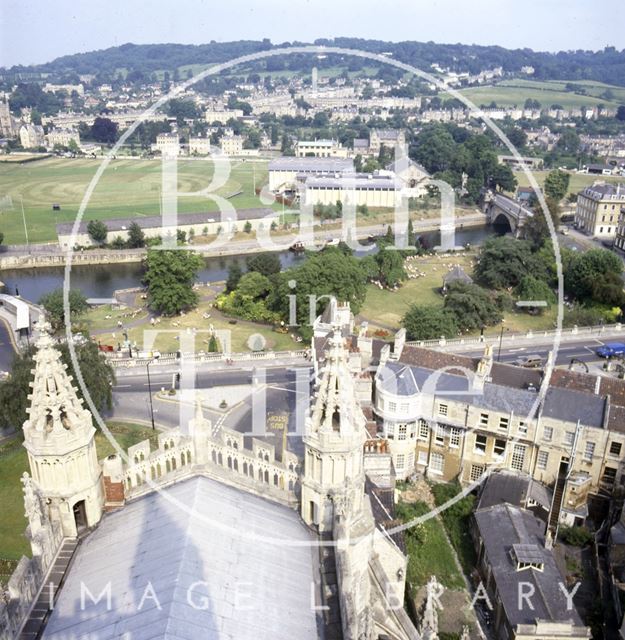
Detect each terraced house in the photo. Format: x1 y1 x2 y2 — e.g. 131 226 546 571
313 303 625 531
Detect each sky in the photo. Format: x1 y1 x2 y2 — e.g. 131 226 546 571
1 0 624 68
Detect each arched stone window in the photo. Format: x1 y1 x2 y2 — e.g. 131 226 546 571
273 473 279 486
243 462 248 475
218 452 223 466
227 456 233 470
248 464 254 477
258 468 263 481
233 459 239 472
288 480 294 491
264 454 269 462
211 450 217 463
171 457 177 471
157 462 162 476
166 459 171 473
264 470 269 483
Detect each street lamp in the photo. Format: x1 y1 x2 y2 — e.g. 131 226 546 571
146 360 156 431
497 324 508 362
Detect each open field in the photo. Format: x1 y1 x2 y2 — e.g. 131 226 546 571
0 422 157 567
0 157 269 244
358 251 558 337
448 78 625 109
513 169 624 196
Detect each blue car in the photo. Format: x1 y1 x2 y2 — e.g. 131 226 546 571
596 342 625 358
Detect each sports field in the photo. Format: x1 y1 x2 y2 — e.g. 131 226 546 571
0 156 269 244
448 78 625 110
513 169 624 195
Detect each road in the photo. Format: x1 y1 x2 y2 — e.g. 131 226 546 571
109 364 313 456
457 336 610 369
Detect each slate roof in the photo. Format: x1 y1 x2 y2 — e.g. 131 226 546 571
474 504 585 628
43 477 320 640
304 174 402 191
268 157 353 172
56 208 276 235
477 470 552 511
541 386 606 428
377 361 539 417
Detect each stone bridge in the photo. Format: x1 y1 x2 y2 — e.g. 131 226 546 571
484 191 534 236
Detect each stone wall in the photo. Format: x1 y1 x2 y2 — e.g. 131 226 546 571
0 475 64 639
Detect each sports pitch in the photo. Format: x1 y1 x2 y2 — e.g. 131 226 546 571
0 156 269 244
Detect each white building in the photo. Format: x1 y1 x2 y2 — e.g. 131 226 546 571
575 182 625 237
295 138 348 158
303 171 402 208
268 156 354 192
154 132 180 156
188 136 212 155
205 108 243 124
220 134 244 156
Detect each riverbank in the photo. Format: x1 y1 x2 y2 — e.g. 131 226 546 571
0 214 489 271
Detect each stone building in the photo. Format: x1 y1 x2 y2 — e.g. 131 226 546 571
153 132 180 156
369 129 406 155
0 96 18 138
313 303 625 533
220 134 244 156
46 128 80 149
21 323 103 538
19 124 45 149
268 156 354 192
295 138 349 158
575 182 625 238
1 319 419 639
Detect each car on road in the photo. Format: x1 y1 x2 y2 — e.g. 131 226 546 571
511 354 544 368
596 342 625 358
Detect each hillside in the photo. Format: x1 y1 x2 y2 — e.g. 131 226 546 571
2 39 625 87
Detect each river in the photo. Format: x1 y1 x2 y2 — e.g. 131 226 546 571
0 225 495 302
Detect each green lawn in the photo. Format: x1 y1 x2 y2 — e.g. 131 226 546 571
358 252 558 337
0 157 269 244
86 298 299 354
430 482 477 577
396 500 465 591
0 421 159 570
447 78 624 109
513 170 624 197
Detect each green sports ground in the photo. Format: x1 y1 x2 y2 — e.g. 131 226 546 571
0 156 269 244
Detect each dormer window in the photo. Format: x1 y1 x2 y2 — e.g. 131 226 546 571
511 544 544 572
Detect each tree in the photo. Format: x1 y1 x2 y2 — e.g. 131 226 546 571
0 231 4 246
0 341 115 431
91 117 118 144
617 106 625 122
544 169 571 201
39 288 89 331
246 253 281 277
402 306 458 341
507 127 527 149
514 276 555 313
87 219 108 245
522 196 559 250
443 282 503 331
243 221 253 233
267 248 367 326
127 222 145 248
226 263 243 292
490 164 517 192
236 272 271 299
143 249 204 315
565 249 623 302
474 237 546 289
207 334 219 353
375 248 406 287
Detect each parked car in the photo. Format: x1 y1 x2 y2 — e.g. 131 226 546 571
596 343 625 358
511 354 544 368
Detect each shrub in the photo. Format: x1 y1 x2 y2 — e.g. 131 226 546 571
559 525 593 547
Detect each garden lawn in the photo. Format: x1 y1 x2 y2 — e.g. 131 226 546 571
357 251 559 337
396 500 465 591
86 298 298 353
430 481 477 577
0 422 159 567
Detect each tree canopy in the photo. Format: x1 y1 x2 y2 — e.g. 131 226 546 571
143 249 204 315
87 219 108 245
402 306 458 341
39 288 89 331
0 341 115 431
